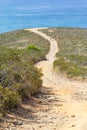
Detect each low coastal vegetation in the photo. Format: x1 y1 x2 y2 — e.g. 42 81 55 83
41 28 87 80
0 30 49 116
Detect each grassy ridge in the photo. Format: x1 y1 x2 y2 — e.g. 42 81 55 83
0 29 49 62
0 30 49 48
41 28 87 80
0 29 49 116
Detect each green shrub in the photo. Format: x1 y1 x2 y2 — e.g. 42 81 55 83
0 29 50 117
27 45 41 51
0 86 21 114
53 58 87 79
0 46 43 116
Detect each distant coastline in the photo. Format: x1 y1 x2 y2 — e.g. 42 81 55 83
1 26 87 34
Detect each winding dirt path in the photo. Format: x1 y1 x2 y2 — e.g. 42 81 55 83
8 28 87 130
28 28 87 130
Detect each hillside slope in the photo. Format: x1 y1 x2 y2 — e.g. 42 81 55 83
0 29 50 121
5 28 87 130
41 28 87 80
1 28 87 130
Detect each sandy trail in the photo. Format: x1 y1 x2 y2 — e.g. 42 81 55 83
8 28 87 130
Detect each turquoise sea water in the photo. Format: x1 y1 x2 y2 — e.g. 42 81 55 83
0 0 87 33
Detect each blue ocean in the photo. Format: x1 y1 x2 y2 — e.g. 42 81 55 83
0 0 87 33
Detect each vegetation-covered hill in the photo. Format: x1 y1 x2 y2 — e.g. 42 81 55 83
41 28 87 80
0 29 49 116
